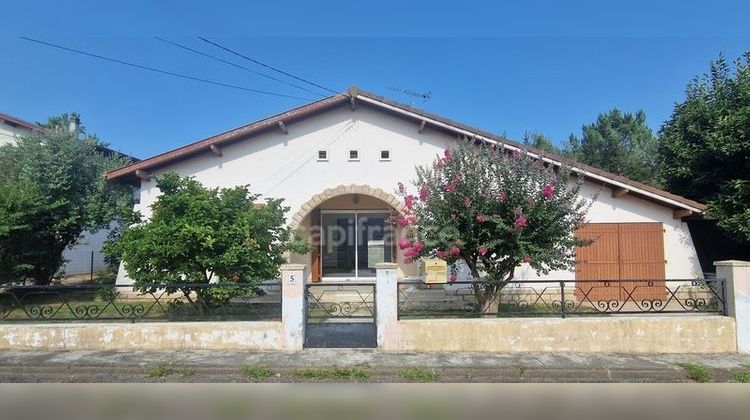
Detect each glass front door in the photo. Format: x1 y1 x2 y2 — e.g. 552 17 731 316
320 211 393 279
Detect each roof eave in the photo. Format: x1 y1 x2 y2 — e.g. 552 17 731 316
105 86 705 214
105 94 348 183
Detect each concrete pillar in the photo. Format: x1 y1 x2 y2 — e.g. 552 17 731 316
280 264 306 351
375 263 399 351
715 260 750 354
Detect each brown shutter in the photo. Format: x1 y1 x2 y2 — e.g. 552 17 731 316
575 223 621 301
575 223 666 302
391 225 398 264
618 223 666 300
310 208 321 282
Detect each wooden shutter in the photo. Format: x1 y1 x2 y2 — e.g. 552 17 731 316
575 224 621 301
310 208 321 282
575 223 666 302
618 223 666 301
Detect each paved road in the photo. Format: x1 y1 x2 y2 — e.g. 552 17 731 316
0 349 748 382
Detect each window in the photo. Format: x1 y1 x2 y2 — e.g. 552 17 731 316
380 150 391 161
348 150 359 161
317 150 328 161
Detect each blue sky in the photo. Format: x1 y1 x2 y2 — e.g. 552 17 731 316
0 1 748 159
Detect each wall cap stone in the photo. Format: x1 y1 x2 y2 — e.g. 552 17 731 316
715 260 750 267
280 264 306 271
375 263 399 269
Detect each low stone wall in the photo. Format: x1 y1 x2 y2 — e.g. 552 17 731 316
393 316 737 354
0 321 285 351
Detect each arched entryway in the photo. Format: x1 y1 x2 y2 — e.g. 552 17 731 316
289 184 408 282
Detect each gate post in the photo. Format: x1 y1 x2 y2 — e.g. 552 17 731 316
715 260 750 354
281 264 306 351
375 263 399 351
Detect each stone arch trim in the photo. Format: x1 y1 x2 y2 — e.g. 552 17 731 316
289 184 407 230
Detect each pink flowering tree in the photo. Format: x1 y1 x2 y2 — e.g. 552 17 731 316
396 141 592 312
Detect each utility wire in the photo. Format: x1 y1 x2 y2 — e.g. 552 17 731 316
153 37 325 98
198 37 339 95
20 37 315 101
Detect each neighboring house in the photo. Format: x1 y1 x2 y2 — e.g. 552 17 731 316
1 111 136 277
0 112 42 146
107 87 705 288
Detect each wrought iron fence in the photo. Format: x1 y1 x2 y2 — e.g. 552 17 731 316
398 278 727 319
305 283 376 323
0 282 281 322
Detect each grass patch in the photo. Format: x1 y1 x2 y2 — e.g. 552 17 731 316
731 365 750 383
243 365 273 380
292 366 371 381
675 362 712 383
176 367 195 377
147 363 175 378
398 367 439 383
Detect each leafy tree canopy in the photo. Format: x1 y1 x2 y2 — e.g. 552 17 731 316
658 52 750 243
0 115 133 284
523 131 561 154
105 173 310 306
564 109 660 186
396 141 591 311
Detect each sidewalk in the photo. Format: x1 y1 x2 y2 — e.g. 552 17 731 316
1 349 749 382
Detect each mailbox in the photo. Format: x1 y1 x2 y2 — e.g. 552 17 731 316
423 259 448 284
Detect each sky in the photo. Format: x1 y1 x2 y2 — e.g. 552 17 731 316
0 1 748 159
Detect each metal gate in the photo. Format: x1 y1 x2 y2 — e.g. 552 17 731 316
304 282 376 348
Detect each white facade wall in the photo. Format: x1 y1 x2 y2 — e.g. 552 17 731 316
0 122 28 147
124 106 702 283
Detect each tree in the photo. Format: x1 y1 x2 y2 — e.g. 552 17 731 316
523 131 561 154
105 173 309 309
0 115 133 284
564 109 661 186
658 52 750 244
396 141 591 312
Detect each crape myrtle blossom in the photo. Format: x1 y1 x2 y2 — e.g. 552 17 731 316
543 183 555 200
443 182 457 192
404 195 415 210
394 141 593 312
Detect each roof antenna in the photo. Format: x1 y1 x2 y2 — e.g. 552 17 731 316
388 86 431 106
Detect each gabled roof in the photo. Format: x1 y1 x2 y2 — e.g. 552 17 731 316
105 86 705 214
1 111 138 163
0 112 43 131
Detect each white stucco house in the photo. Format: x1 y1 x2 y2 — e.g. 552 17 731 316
0 112 41 147
1 112 135 277
107 87 706 288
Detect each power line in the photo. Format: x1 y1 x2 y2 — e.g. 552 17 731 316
198 37 339 95
153 37 325 98
19 37 315 101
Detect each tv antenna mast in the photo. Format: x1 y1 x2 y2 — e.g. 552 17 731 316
388 86 432 106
